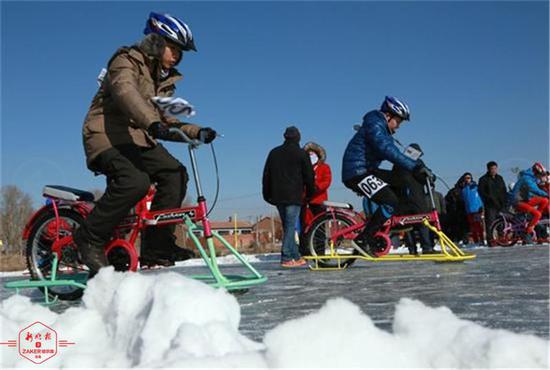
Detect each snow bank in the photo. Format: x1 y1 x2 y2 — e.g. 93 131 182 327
0 270 30 278
265 298 548 368
176 253 277 267
1 268 265 368
0 254 277 278
1 268 548 368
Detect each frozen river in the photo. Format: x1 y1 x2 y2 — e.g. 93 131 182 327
1 245 548 341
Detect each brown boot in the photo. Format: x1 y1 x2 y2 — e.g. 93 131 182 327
73 228 108 276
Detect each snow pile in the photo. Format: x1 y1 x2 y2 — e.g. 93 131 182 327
1 268 265 368
1 268 548 368
265 298 548 368
0 253 278 278
0 270 29 278
176 253 276 267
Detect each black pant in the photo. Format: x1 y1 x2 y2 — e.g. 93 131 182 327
404 226 434 253
76 144 188 257
484 206 501 242
344 166 427 235
392 166 433 251
344 169 402 237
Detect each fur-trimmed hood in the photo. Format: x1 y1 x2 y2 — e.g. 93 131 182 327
303 142 327 163
137 33 167 60
136 33 183 66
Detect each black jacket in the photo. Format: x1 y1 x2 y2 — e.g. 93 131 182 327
262 140 315 206
478 173 507 210
445 184 467 223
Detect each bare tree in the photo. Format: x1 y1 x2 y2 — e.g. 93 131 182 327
0 185 34 255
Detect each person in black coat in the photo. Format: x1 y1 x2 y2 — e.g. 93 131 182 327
444 174 469 244
391 143 435 254
262 126 315 267
478 161 509 245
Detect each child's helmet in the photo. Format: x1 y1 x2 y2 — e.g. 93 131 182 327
144 12 196 51
532 162 546 176
380 96 410 121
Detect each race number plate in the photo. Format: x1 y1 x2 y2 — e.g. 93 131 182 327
358 175 388 199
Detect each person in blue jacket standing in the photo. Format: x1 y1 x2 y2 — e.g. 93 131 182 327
342 96 434 256
461 173 485 244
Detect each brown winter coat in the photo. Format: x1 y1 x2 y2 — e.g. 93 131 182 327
82 34 200 169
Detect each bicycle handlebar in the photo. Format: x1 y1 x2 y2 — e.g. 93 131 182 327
168 127 202 146
167 127 223 147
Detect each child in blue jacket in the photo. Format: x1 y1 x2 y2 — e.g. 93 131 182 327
461 173 485 244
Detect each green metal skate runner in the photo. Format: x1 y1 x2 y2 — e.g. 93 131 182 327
5 126 267 304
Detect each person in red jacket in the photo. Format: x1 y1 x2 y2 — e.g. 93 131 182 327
301 142 332 228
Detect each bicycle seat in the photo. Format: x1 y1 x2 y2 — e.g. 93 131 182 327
322 201 353 209
43 185 95 202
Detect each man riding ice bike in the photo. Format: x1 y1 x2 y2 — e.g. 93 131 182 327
73 12 217 274
342 96 434 256
508 162 550 243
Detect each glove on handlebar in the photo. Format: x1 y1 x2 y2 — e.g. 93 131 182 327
198 127 217 144
147 122 171 140
413 163 436 184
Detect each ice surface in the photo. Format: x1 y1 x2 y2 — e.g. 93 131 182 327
1 245 548 368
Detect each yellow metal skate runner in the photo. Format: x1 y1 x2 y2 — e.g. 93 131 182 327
305 220 475 270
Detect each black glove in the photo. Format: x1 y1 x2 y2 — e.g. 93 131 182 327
198 127 217 144
147 121 171 140
413 163 435 184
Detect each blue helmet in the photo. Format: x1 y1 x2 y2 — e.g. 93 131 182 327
380 96 410 121
144 12 196 51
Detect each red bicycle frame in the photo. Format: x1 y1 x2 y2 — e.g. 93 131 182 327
41 181 217 272
305 178 444 257
13 127 267 300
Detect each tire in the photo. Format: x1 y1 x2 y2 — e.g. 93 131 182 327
106 246 133 272
306 212 358 268
25 208 87 300
490 217 516 247
534 218 549 242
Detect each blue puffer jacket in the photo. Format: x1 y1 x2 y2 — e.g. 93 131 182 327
461 182 484 214
342 110 418 182
509 168 548 204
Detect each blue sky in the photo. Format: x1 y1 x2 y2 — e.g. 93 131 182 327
1 1 548 222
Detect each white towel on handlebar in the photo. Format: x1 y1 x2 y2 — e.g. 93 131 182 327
152 96 196 117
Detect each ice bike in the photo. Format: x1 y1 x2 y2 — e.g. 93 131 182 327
5 128 267 303
490 210 549 247
303 178 475 270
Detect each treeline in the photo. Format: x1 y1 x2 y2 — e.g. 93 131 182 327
0 185 34 255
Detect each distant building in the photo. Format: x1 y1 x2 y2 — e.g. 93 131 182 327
253 216 282 244
175 216 283 255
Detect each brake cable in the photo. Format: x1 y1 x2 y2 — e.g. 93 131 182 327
206 143 220 218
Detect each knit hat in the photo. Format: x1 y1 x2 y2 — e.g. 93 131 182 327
283 126 301 142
